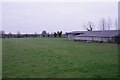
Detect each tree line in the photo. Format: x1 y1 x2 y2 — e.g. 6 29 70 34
0 30 65 38
41 31 63 37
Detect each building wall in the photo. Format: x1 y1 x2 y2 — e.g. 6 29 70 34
74 36 113 42
67 34 75 40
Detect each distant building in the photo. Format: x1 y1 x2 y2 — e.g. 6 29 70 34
66 30 120 43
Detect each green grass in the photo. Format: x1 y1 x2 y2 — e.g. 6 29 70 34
2 38 118 78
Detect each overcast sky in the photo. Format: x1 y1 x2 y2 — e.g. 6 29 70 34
2 2 118 34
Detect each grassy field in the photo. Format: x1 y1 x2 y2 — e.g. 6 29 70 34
2 38 118 78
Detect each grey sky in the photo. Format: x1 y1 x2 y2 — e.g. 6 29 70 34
2 2 118 34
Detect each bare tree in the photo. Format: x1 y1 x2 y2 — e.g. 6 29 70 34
42 30 47 37
83 24 87 30
87 22 94 31
57 31 59 37
83 22 94 31
99 18 106 31
115 19 118 30
107 17 112 30
54 32 57 37
17 31 21 38
59 31 62 37
47 33 50 37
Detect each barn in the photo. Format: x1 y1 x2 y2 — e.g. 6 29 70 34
66 30 120 43
66 31 86 40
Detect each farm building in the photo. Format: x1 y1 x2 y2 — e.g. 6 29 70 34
66 30 120 43
66 31 86 40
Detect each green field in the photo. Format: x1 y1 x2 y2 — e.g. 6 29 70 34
2 38 118 78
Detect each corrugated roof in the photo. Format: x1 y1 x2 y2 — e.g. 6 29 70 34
75 30 119 37
66 31 87 34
